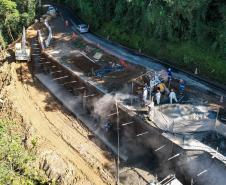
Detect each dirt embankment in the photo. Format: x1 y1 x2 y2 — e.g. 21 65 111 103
0 52 115 185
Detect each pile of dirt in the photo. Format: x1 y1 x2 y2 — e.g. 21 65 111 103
40 150 77 184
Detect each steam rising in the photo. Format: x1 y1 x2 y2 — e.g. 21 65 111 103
93 92 132 118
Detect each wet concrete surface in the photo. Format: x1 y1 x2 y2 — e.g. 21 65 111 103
194 131 226 156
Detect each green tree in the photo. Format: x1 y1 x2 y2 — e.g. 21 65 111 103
0 0 36 45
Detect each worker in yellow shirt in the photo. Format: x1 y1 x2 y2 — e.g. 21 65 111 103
157 82 170 94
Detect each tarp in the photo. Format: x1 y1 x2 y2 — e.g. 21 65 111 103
152 104 217 133
95 64 124 78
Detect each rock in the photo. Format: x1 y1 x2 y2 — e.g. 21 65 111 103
5 75 11 86
22 125 37 149
39 150 77 185
0 62 11 89
0 81 3 90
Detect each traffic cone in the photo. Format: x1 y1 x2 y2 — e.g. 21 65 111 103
220 96 224 103
194 68 198 75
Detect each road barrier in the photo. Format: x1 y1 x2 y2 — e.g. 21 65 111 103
44 19 52 47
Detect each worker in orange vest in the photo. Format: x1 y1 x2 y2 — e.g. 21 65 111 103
72 32 77 40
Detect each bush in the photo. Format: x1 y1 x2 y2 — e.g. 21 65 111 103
0 120 49 185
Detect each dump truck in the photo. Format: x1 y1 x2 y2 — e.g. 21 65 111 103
14 27 31 61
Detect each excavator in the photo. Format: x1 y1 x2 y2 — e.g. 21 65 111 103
14 27 31 62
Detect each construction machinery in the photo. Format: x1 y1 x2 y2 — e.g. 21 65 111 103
14 27 31 61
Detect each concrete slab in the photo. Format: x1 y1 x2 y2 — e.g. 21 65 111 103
163 133 226 164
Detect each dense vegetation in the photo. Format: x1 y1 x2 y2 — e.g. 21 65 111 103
58 0 226 83
0 0 36 48
0 120 49 184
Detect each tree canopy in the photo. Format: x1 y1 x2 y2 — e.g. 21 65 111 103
0 0 36 48
60 0 225 56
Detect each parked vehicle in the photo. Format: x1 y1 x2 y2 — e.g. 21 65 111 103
76 24 89 33
47 5 57 16
14 27 30 62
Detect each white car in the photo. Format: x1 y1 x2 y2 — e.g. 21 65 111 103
47 6 56 16
76 24 89 33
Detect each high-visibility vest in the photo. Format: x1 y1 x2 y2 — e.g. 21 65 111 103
179 83 185 92
158 83 165 92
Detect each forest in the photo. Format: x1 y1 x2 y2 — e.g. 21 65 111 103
0 0 225 82
57 0 226 83
0 0 36 48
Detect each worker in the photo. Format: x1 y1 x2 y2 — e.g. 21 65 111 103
144 83 148 89
149 78 155 94
220 96 224 103
158 82 167 93
148 101 155 121
104 121 112 132
72 32 77 40
155 90 161 105
167 68 172 81
143 86 148 106
157 83 164 93
169 89 178 104
165 86 170 95
93 113 100 125
179 79 185 95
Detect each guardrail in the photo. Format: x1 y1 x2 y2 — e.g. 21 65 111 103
44 19 52 47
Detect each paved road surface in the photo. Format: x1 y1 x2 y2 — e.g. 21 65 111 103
52 4 226 98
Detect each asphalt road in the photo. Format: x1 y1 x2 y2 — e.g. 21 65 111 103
53 4 226 98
